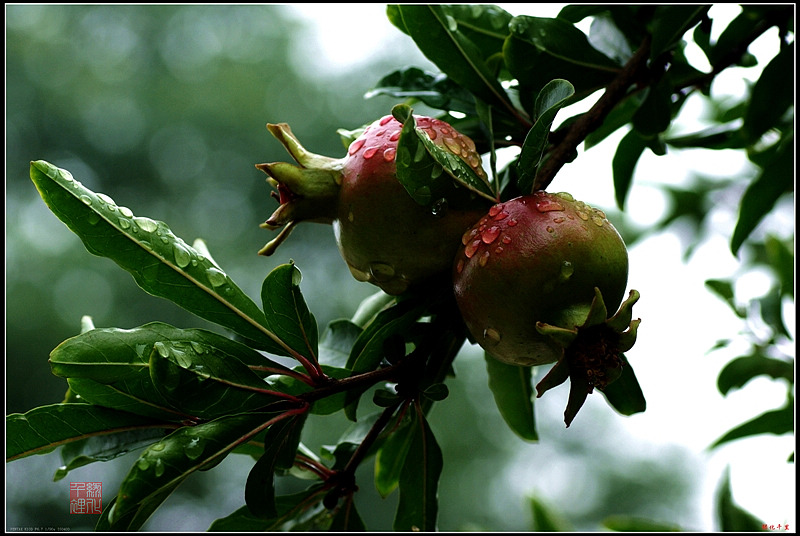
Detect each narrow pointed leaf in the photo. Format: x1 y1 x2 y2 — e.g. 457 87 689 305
516 79 575 193
717 354 794 396
485 354 538 441
375 417 415 498
649 5 710 59
67 376 191 422
393 408 442 532
394 106 496 204
110 411 279 530
29 161 291 355
612 129 647 210
6 403 174 462
709 402 794 449
261 263 319 364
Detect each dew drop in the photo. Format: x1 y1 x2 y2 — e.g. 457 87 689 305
456 258 465 273
553 216 566 224
592 215 605 227
150 442 166 452
431 164 444 180
483 327 502 344
506 218 517 226
174 243 192 268
560 261 574 281
369 262 395 282
431 198 448 217
383 147 396 162
136 458 151 471
502 235 511 244
97 193 115 206
153 458 165 477
80 195 92 205
183 436 204 460
465 239 481 259
206 267 227 287
555 192 574 201
488 204 503 218
443 137 462 155
462 227 478 246
348 138 365 155
493 211 509 221
576 211 589 221
363 146 379 159
389 130 401 142
546 226 554 233
133 216 158 232
119 206 133 218
478 251 490 267
87 212 101 225
424 128 437 141
494 246 504 254
482 226 500 244
379 116 393 126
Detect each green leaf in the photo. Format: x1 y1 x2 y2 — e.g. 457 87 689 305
393 407 443 532
148 341 290 421
318 319 363 368
598 355 646 416
612 129 647 210
67 377 187 422
715 467 767 531
648 5 710 60
366 67 477 115
704 279 745 318
374 415 415 498
584 93 644 150
504 15 619 106
484 354 537 441
717 354 794 396
28 161 293 356
709 400 794 449
602 515 682 532
731 132 793 255
260 262 319 364
393 106 496 204
6 403 172 462
665 123 749 150
529 495 572 531
441 4 513 59
208 486 326 532
246 412 308 518
516 79 575 194
743 43 794 145
395 5 516 114
109 411 279 530
632 79 673 138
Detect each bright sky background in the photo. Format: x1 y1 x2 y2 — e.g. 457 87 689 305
285 3 796 531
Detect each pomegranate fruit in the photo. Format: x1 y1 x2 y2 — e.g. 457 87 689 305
257 112 489 295
452 191 640 425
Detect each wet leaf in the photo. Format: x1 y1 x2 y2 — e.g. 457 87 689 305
367 67 476 115
717 353 794 396
208 486 326 532
375 416 415 498
29 161 293 356
6 403 172 462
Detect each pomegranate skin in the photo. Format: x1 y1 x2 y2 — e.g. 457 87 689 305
453 191 629 366
334 115 487 295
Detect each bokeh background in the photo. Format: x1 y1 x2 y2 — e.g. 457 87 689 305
6 4 794 531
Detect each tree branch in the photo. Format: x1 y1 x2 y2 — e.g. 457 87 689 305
534 35 653 191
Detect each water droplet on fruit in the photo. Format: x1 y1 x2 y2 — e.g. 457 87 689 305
134 216 158 232
507 218 517 226
546 226 554 233
348 138 365 155
535 199 564 212
383 147 396 161
560 261 574 281
462 227 478 246
363 146 379 159
206 267 227 287
576 211 589 221
456 258 465 273
465 239 481 259
369 262 396 282
483 328 501 344
493 211 509 221
389 130 401 142
482 226 500 244
502 235 511 244
380 116 393 126
494 246 504 254
553 216 566 224
431 198 448 217
592 215 605 226
555 192 574 201
348 210 354 223
478 251 490 266
426 128 437 141
488 204 504 217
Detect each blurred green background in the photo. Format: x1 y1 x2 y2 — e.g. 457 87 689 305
6 4 788 532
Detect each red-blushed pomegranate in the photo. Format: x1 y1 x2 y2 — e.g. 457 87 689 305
257 113 489 295
452 191 641 426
